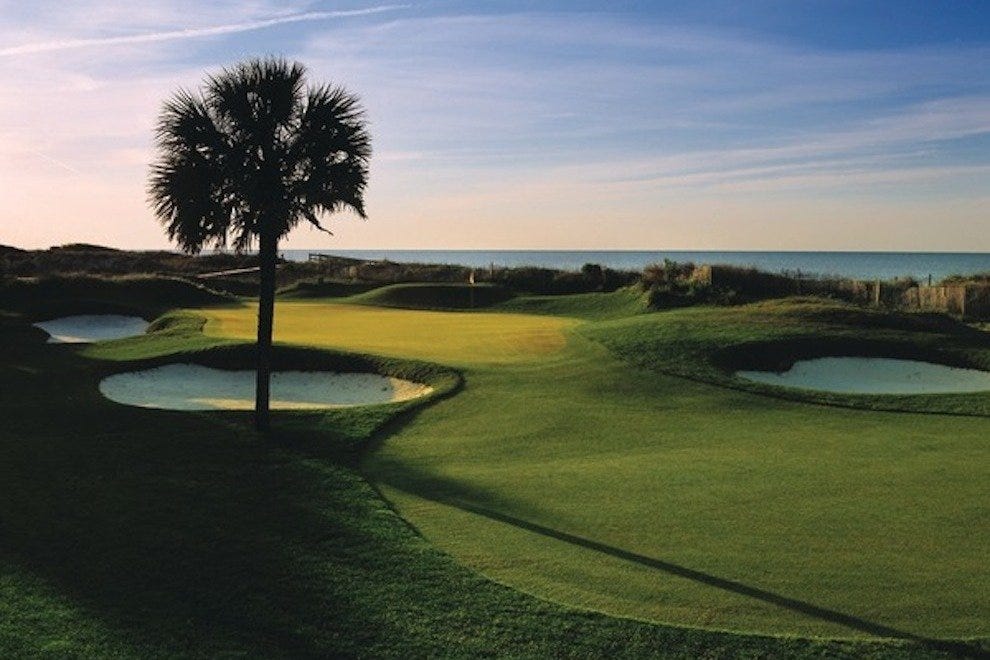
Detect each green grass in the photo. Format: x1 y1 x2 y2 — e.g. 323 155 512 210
349 282 515 310
1 289 985 657
357 297 989 644
277 278 380 299
584 297 990 415
497 285 650 320
339 282 649 320
1 274 234 320
201 301 576 365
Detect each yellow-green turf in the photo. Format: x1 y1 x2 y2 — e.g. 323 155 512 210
200 297 990 642
202 301 574 365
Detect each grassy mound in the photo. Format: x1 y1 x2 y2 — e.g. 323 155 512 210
277 279 380 299
1 275 233 319
584 297 990 415
498 286 650 320
349 282 514 310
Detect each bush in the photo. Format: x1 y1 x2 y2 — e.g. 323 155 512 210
642 259 696 290
0 275 233 318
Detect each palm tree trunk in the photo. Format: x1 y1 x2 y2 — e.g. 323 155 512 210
255 230 278 431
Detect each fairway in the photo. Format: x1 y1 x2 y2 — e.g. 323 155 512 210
8 5 988 653
201 302 575 365
197 296 990 640
368 338 989 639
3 286 987 656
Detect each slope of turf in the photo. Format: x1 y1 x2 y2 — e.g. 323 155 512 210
2 305 953 657
1 274 233 319
357 297 989 643
277 279 379 299
496 286 650 320
349 282 515 310
583 298 990 415
195 295 989 642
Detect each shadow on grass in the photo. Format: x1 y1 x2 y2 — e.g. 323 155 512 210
2 316 983 657
0 341 420 656
374 463 986 658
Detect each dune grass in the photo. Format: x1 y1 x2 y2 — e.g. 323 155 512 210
1 287 986 657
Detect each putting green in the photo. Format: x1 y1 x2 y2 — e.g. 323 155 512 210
201 302 575 365
204 298 989 640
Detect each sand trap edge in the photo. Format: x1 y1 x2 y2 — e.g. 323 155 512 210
738 356 990 395
34 315 149 344
99 363 434 411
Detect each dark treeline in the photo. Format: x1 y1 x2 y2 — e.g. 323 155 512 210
0 244 640 296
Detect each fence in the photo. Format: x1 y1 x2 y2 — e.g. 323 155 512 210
691 264 990 320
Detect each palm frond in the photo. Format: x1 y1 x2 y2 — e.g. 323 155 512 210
148 57 370 253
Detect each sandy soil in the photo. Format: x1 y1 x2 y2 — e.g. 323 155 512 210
99 364 433 410
34 315 149 343
739 356 990 394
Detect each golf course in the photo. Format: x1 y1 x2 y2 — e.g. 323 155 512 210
5 1 990 655
2 277 986 658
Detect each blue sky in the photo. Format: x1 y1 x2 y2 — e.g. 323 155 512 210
1 1 988 250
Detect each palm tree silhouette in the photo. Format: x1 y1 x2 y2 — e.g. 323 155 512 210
149 57 370 430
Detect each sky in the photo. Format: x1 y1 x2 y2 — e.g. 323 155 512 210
1 1 988 251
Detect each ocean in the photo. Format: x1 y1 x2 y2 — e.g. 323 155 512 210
282 250 990 282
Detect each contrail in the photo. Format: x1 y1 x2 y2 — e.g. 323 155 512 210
28 150 82 175
0 5 408 57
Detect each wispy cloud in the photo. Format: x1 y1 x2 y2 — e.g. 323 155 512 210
588 96 990 186
1 3 988 249
0 4 408 57
27 149 83 175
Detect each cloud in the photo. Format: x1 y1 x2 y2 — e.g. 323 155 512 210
1 5 988 249
0 4 408 57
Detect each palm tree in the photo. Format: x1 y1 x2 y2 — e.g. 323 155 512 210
149 57 370 431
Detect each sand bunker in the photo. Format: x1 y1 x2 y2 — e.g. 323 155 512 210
738 357 990 394
34 315 149 343
99 364 432 410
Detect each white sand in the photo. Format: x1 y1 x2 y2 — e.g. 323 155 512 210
99 364 433 410
738 357 990 394
34 315 149 343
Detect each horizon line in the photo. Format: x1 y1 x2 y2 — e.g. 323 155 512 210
9 244 990 255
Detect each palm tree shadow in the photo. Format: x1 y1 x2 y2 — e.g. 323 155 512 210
374 464 985 658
